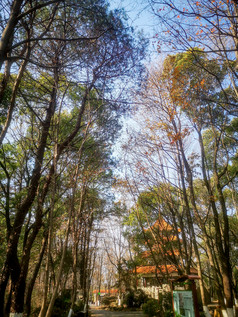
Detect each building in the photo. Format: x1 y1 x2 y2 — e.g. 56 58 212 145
134 217 198 299
135 265 198 299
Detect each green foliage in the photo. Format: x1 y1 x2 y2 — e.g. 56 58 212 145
0 73 15 130
123 289 148 308
158 292 173 317
0 0 147 315
233 267 238 297
51 290 85 317
110 306 124 311
52 290 71 317
73 300 85 315
101 295 117 306
0 217 7 268
143 298 160 317
161 48 234 130
30 306 41 317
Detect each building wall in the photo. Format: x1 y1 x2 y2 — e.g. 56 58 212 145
138 283 170 299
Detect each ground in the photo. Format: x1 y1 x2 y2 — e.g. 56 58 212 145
90 306 144 317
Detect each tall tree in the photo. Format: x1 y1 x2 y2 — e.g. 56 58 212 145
122 50 237 316
149 0 238 116
0 1 146 316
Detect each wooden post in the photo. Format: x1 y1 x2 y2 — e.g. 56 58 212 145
191 280 200 317
171 280 176 317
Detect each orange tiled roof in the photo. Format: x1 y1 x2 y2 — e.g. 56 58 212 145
135 265 198 275
92 289 118 294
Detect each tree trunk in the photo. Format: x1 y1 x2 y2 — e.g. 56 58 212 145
0 268 10 317
44 204 72 317
0 38 31 145
197 128 234 314
0 0 23 69
25 231 48 317
6 63 59 317
39 146 58 317
173 122 211 316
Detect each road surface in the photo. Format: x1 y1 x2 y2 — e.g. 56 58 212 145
90 307 145 317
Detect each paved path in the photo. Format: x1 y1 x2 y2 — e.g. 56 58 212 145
90 307 144 317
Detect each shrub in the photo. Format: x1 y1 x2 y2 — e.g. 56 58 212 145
52 289 81 317
73 300 85 316
143 298 159 317
159 292 173 317
123 289 148 308
52 292 71 317
31 306 41 317
136 289 149 307
101 295 117 306
123 291 134 308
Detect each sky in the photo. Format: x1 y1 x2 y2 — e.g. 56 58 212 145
107 0 160 193
109 0 157 44
107 0 201 205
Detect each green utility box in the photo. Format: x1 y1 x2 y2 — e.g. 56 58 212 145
171 274 200 317
173 290 194 317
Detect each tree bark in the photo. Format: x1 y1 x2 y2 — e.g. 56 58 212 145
2 62 59 316
44 201 73 317
0 0 23 69
197 128 234 313
172 120 211 316
25 230 48 317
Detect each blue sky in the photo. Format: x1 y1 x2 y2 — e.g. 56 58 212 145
107 1 160 179
109 0 157 46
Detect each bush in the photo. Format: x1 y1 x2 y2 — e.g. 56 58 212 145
123 291 134 308
159 292 173 317
101 295 117 306
111 306 124 311
143 298 159 317
52 290 71 317
52 289 85 317
74 300 84 311
136 289 149 307
31 306 41 317
73 300 85 316
123 289 148 308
